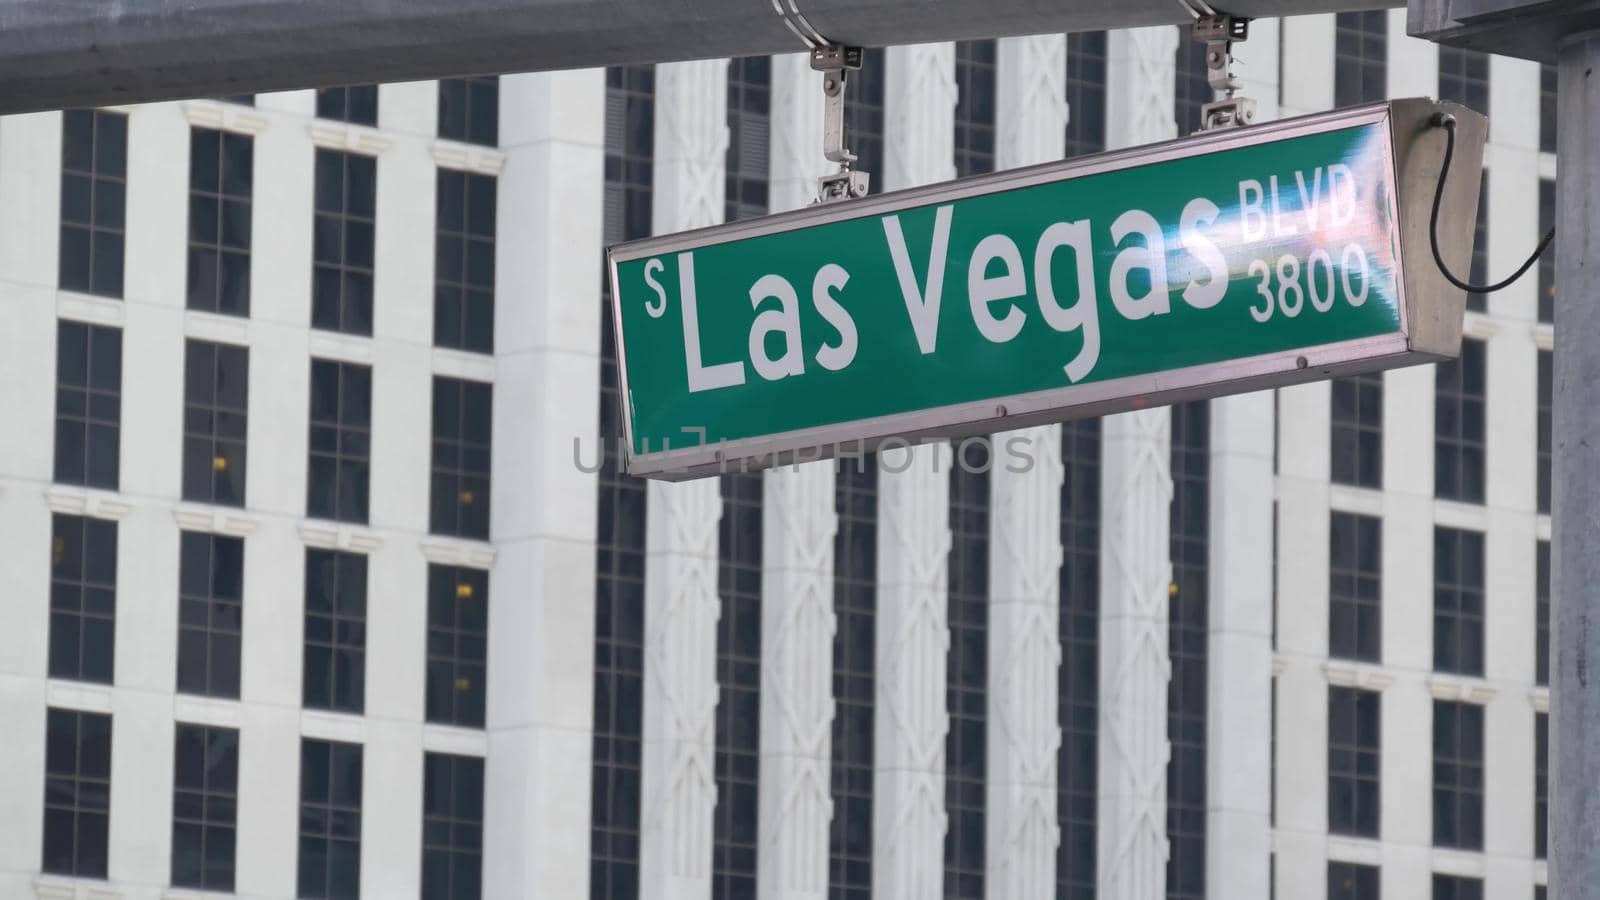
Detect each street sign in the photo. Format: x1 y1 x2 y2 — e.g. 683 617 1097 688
607 99 1485 479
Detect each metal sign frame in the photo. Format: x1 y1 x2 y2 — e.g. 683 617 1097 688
606 98 1485 479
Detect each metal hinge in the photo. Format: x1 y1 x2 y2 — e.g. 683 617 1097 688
811 44 871 203
1193 12 1256 131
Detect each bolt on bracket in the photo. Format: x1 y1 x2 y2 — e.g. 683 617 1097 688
1194 13 1256 131
811 44 870 203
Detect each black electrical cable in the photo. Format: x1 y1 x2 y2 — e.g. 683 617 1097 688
1429 111 1554 294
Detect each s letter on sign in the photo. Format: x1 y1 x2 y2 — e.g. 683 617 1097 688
607 99 1486 480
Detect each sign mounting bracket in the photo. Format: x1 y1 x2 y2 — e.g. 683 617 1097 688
811 44 871 203
1191 9 1257 131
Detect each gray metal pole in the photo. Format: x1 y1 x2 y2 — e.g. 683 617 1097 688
1552 30 1600 900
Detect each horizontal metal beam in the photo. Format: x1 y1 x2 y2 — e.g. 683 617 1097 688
1408 0 1600 63
0 0 1398 114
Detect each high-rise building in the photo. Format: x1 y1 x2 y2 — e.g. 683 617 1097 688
0 14 1551 900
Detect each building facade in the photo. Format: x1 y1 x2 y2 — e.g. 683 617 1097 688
0 11 1553 900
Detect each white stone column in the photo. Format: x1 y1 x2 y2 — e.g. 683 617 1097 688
1203 23 1278 900
1097 25 1177 900
873 41 957 900
639 58 729 900
985 34 1068 900
482 69 607 900
756 52 839 900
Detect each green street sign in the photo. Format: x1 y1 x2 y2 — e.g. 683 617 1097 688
607 99 1485 479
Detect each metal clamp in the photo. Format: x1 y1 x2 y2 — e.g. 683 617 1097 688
1193 13 1256 131
811 44 870 203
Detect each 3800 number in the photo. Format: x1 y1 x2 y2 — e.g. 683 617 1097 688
1247 243 1371 323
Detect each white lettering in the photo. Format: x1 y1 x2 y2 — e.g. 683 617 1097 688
882 205 954 355
1240 179 1268 242
1327 164 1357 227
1033 220 1102 382
746 273 806 381
811 263 858 371
1108 208 1171 320
643 258 668 318
677 252 746 393
1269 175 1298 237
1179 197 1228 310
967 234 1027 343
1295 167 1324 231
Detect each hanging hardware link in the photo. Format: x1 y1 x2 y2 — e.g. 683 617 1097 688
812 44 870 203
1193 13 1255 132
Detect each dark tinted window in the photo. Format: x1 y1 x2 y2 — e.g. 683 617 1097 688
42 708 112 878
434 169 496 353
298 738 362 899
182 340 249 506
725 57 770 223
49 514 117 684
438 77 499 147
1169 401 1209 900
1433 701 1485 850
1328 687 1381 837
187 127 253 316
426 565 488 728
303 549 367 713
307 359 371 523
59 110 127 298
1330 512 1382 663
312 149 377 335
1538 179 1555 324
1058 420 1100 899
1174 26 1213 136
713 472 761 899
177 531 244 698
422 752 484 900
842 50 885 193
54 320 121 489
1331 372 1382 489
171 723 239 891
1540 64 1556 154
830 458 876 899
1438 47 1490 115
1433 875 1482 900
946 439 989 899
1466 173 1488 313
1536 711 1548 859
1538 349 1552 515
1537 540 1550 686
318 86 379 126
1065 32 1108 157
1435 340 1486 504
953 40 996 178
430 377 492 540
1328 861 1379 900
1334 12 1387 107
1434 527 1485 676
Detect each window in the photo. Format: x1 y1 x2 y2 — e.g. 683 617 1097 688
438 77 499 146
1334 11 1387 107
1330 512 1382 663
1438 47 1490 115
1174 26 1213 136
1465 173 1488 313
1433 700 1484 850
1537 540 1550 686
54 320 121 489
171 723 238 891
1168 401 1209 900
1328 862 1379 900
1434 527 1485 676
50 514 117 684
1331 372 1382 488
953 40 996 178
303 549 367 713
182 340 248 506
434 169 497 353
1538 349 1552 515
1541 63 1557 155
427 566 488 728
187 127 253 316
1064 31 1107 157
1328 687 1381 837
177 532 244 698
307 359 371 523
830 458 877 900
59 110 127 298
430 376 492 540
1434 875 1483 900
42 708 112 878
298 738 362 900
713 473 761 899
1435 339 1486 504
1538 179 1555 324
317 86 379 126
946 440 989 899
842 50 885 193
591 65 653 900
1058 419 1100 900
422 752 484 900
725 56 770 223
1536 711 1548 859
312 149 376 335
